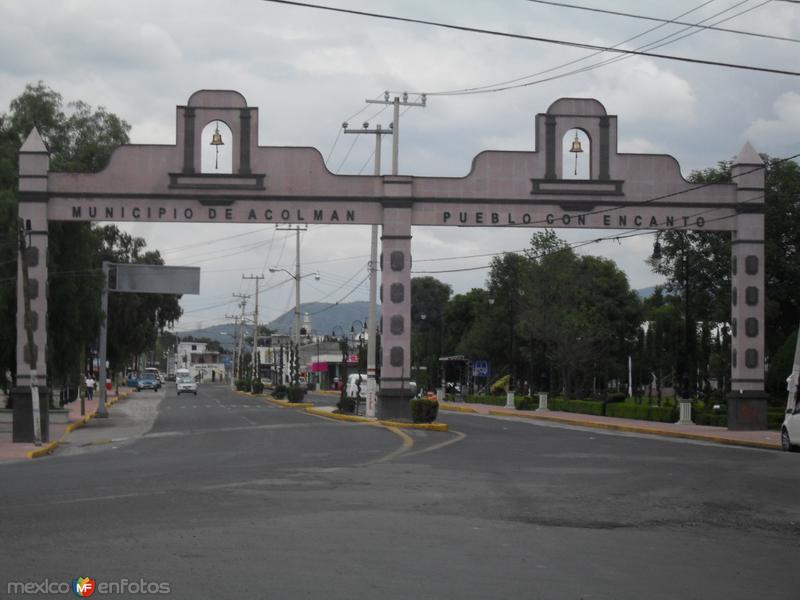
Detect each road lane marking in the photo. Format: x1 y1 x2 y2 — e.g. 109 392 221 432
401 429 467 459
363 425 414 465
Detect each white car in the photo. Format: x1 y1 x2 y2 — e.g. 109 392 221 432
782 364 800 452
176 375 197 396
782 405 800 452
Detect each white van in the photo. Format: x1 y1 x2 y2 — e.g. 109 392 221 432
145 367 163 383
346 373 367 399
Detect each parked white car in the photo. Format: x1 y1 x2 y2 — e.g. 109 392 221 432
782 365 800 452
176 375 197 396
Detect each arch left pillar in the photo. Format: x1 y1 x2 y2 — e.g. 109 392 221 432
378 184 414 420
12 129 51 441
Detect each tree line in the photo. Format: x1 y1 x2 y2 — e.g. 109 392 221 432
411 156 800 402
0 82 181 398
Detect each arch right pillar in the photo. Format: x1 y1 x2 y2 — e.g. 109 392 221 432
728 142 767 430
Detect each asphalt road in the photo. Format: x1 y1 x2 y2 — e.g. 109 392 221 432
1 383 798 599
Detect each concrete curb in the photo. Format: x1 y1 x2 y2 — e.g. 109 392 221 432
302 406 449 431
305 406 373 423
27 390 132 459
439 403 479 414
268 399 315 409
379 420 449 432
486 409 781 451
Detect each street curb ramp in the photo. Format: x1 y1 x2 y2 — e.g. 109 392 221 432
27 390 132 459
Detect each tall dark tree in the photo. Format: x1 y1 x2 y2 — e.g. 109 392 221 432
410 276 452 388
648 155 800 399
0 82 180 391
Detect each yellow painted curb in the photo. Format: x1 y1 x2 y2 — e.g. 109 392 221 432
439 403 478 414
487 409 781 451
379 420 449 432
268 399 315 409
27 392 128 459
305 406 373 423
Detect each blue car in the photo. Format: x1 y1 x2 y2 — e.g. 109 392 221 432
136 373 160 392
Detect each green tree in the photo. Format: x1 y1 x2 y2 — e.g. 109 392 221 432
0 82 181 391
648 155 800 396
410 276 452 388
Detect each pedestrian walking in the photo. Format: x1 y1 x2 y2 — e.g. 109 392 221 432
85 373 96 402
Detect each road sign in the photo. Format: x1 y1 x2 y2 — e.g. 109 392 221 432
112 264 200 295
473 360 490 377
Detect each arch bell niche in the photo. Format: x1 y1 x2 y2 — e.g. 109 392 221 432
16 93 769 429
174 89 261 186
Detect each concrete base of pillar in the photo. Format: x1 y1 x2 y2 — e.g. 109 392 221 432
505 391 515 409
726 391 768 430
537 392 549 411
11 386 51 443
377 387 415 420
676 400 693 425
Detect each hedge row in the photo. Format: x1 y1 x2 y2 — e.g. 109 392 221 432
604 403 677 423
548 398 605 416
465 394 510 406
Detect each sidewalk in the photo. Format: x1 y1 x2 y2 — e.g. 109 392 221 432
439 401 782 451
0 387 131 461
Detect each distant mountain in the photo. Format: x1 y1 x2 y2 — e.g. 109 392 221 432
174 301 381 342
636 286 656 299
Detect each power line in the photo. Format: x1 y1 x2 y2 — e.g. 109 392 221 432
423 0 771 97
423 0 717 96
526 0 800 44
261 0 800 76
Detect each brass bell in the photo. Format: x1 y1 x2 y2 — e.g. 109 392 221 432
570 133 583 153
210 126 224 146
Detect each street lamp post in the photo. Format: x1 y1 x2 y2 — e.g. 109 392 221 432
269 267 319 386
332 325 348 408
351 320 366 414
653 235 694 424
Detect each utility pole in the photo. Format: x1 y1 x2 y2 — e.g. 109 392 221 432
365 91 426 176
276 225 307 385
241 277 263 389
232 294 249 382
225 295 248 387
343 121 395 417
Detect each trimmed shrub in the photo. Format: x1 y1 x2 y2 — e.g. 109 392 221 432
514 396 538 411
251 380 264 394
337 395 356 414
287 385 306 403
605 393 627 405
605 403 677 423
466 394 508 406
694 413 727 427
768 409 787 431
271 384 287 399
410 398 439 423
236 378 251 391
549 398 605 416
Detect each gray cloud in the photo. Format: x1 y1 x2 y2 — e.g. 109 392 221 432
1 0 797 328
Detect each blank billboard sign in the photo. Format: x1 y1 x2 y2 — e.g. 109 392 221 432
112 264 200 295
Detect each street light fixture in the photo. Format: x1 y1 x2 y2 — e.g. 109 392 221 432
652 233 693 402
269 267 320 385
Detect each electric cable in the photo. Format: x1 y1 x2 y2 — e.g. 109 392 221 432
260 0 800 76
526 0 800 44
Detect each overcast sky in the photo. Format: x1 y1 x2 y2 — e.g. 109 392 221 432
2 0 798 332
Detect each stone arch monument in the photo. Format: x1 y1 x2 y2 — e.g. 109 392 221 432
16 91 767 427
